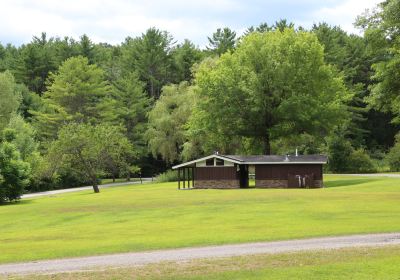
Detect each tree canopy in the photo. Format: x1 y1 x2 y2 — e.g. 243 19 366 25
188 29 350 155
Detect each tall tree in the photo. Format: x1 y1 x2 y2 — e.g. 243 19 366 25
79 34 95 63
99 72 151 156
357 0 400 119
14 33 58 95
146 82 196 163
0 71 21 131
33 56 110 139
121 28 174 99
189 30 350 155
207 27 237 55
171 39 203 82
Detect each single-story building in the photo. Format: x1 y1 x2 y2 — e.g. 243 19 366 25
172 154 328 189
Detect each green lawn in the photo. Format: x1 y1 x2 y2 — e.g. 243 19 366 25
1 175 400 264
14 246 400 280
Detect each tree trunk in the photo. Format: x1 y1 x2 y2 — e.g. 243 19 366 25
92 179 100 193
127 172 131 182
263 131 271 155
112 174 115 183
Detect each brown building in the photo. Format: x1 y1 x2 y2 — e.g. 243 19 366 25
172 154 328 189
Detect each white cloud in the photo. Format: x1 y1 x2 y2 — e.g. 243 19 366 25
309 0 381 34
0 0 383 47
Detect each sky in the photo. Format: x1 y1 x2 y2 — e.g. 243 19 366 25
0 0 382 48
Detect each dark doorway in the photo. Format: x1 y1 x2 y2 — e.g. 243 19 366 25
239 165 249 188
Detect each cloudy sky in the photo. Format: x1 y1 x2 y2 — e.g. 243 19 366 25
0 0 381 47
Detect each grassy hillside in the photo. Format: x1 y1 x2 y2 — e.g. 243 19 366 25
1 175 400 264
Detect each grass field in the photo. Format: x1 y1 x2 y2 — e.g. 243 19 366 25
1 175 400 264
13 246 400 280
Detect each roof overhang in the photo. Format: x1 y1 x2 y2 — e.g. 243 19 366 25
172 154 327 169
172 154 241 169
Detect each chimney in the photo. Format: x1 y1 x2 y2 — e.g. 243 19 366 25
295 148 298 156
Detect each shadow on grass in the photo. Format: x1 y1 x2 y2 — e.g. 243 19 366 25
324 178 377 188
0 199 34 206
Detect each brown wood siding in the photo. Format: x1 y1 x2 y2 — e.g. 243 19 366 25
195 167 238 180
255 164 323 180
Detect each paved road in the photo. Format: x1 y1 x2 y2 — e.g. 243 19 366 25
1 233 399 276
22 178 153 199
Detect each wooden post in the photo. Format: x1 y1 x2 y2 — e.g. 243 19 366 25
178 168 181 189
183 168 186 189
192 167 195 188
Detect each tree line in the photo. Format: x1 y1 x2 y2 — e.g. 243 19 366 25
1 1 400 201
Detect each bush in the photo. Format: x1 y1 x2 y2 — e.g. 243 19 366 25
327 132 377 173
348 149 377 173
327 134 353 173
155 170 179 182
386 135 400 171
0 142 30 202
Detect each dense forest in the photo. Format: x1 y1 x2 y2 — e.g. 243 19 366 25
1 0 400 200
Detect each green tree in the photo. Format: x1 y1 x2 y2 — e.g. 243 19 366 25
207 27 236 56
171 39 203 82
14 33 58 95
99 72 151 156
0 71 21 132
79 34 95 63
0 130 30 202
357 0 400 122
121 28 174 98
190 30 350 155
33 56 110 139
48 123 134 193
146 82 196 163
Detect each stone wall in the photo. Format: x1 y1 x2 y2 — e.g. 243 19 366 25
314 180 323 188
195 180 240 189
256 180 288 188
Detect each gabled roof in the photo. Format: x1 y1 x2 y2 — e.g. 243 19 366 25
172 154 241 169
172 154 328 169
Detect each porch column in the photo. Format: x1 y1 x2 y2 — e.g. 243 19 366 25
183 168 186 189
178 168 181 189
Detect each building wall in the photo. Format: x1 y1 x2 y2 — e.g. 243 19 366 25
255 164 323 188
255 164 323 180
194 166 240 188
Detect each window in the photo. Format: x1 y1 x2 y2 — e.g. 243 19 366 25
206 158 214 166
216 158 224 166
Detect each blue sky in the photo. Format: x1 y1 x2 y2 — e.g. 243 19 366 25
0 0 381 47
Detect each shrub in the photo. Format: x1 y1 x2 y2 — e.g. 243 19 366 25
155 170 179 182
0 142 30 202
386 135 400 171
348 149 377 173
327 134 353 173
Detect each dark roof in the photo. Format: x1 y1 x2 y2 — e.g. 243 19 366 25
222 154 328 164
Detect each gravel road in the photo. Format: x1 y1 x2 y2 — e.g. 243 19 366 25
1 232 399 276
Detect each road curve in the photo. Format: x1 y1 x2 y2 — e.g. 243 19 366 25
22 178 153 199
1 232 400 276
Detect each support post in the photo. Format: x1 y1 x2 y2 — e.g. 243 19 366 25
192 167 195 189
178 168 181 189
183 168 186 189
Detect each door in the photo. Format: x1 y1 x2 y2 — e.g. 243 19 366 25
239 165 249 188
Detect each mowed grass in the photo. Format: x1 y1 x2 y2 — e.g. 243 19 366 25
13 246 400 280
1 175 400 264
